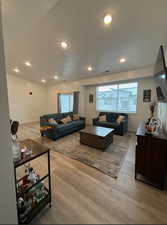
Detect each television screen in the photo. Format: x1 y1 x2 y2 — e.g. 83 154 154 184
154 45 167 102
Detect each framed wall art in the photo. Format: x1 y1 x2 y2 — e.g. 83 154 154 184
89 94 94 103
143 89 151 102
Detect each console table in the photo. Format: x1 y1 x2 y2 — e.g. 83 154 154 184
135 123 167 190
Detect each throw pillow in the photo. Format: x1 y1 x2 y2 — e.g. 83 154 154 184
48 118 57 125
67 115 72 122
61 116 72 124
116 115 125 124
73 114 80 121
99 115 107 122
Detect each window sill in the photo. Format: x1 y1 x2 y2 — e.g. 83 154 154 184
96 110 137 114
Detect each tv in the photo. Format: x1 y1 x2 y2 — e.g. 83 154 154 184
154 45 167 102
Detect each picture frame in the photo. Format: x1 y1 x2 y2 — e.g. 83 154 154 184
89 94 93 103
143 89 151 102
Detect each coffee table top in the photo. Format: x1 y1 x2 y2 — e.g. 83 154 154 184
80 126 114 138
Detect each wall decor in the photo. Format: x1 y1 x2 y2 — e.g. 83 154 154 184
143 89 151 102
89 94 93 103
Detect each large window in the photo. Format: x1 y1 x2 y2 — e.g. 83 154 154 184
96 82 138 113
59 94 74 113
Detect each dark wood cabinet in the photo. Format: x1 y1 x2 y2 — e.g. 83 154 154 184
135 125 167 189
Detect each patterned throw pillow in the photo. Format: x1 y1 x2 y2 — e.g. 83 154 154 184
73 114 80 121
116 115 125 124
48 118 57 125
99 115 107 122
61 116 72 124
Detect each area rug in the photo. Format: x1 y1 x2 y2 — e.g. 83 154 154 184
44 133 132 178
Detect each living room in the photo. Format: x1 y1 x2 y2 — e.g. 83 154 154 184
1 0 167 224
8 69 157 132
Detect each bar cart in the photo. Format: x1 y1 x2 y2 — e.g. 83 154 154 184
14 139 51 224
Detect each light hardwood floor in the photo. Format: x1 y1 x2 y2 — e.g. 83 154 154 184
18 122 167 224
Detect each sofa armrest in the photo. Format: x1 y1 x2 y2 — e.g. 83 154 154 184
119 119 128 134
40 116 57 128
93 117 99 124
40 116 49 127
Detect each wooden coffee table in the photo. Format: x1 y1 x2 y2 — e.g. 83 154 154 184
80 126 114 151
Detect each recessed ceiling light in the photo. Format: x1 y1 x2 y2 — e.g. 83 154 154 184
104 14 112 25
41 79 46 83
120 58 126 63
88 66 93 71
61 41 68 49
54 75 58 80
13 67 20 73
25 61 31 67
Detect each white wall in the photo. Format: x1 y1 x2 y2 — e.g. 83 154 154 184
157 47 167 133
0 2 17 223
47 81 80 114
157 103 167 132
79 67 153 86
7 74 48 124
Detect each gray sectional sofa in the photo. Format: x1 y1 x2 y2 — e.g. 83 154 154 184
40 112 85 140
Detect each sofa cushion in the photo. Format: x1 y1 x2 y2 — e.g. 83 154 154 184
57 123 74 132
116 115 125 124
107 113 118 122
95 121 120 129
71 120 84 127
99 115 107 122
48 118 57 125
57 120 63 124
57 120 84 132
61 116 72 124
99 112 116 122
62 112 73 119
44 114 62 121
73 114 80 121
44 112 73 122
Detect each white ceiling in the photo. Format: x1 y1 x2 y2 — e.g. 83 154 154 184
2 0 167 84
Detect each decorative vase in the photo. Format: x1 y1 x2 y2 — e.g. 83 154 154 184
11 135 21 162
145 101 161 136
145 117 161 136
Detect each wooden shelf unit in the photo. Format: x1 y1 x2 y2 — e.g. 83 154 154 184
14 139 52 224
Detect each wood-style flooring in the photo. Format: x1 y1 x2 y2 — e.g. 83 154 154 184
18 122 167 224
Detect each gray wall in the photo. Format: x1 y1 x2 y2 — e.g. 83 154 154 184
0 1 17 223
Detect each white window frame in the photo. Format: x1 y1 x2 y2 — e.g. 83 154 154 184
96 82 138 114
59 93 74 113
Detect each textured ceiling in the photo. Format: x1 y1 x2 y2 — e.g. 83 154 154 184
2 0 167 84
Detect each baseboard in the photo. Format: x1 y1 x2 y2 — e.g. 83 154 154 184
21 120 39 125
